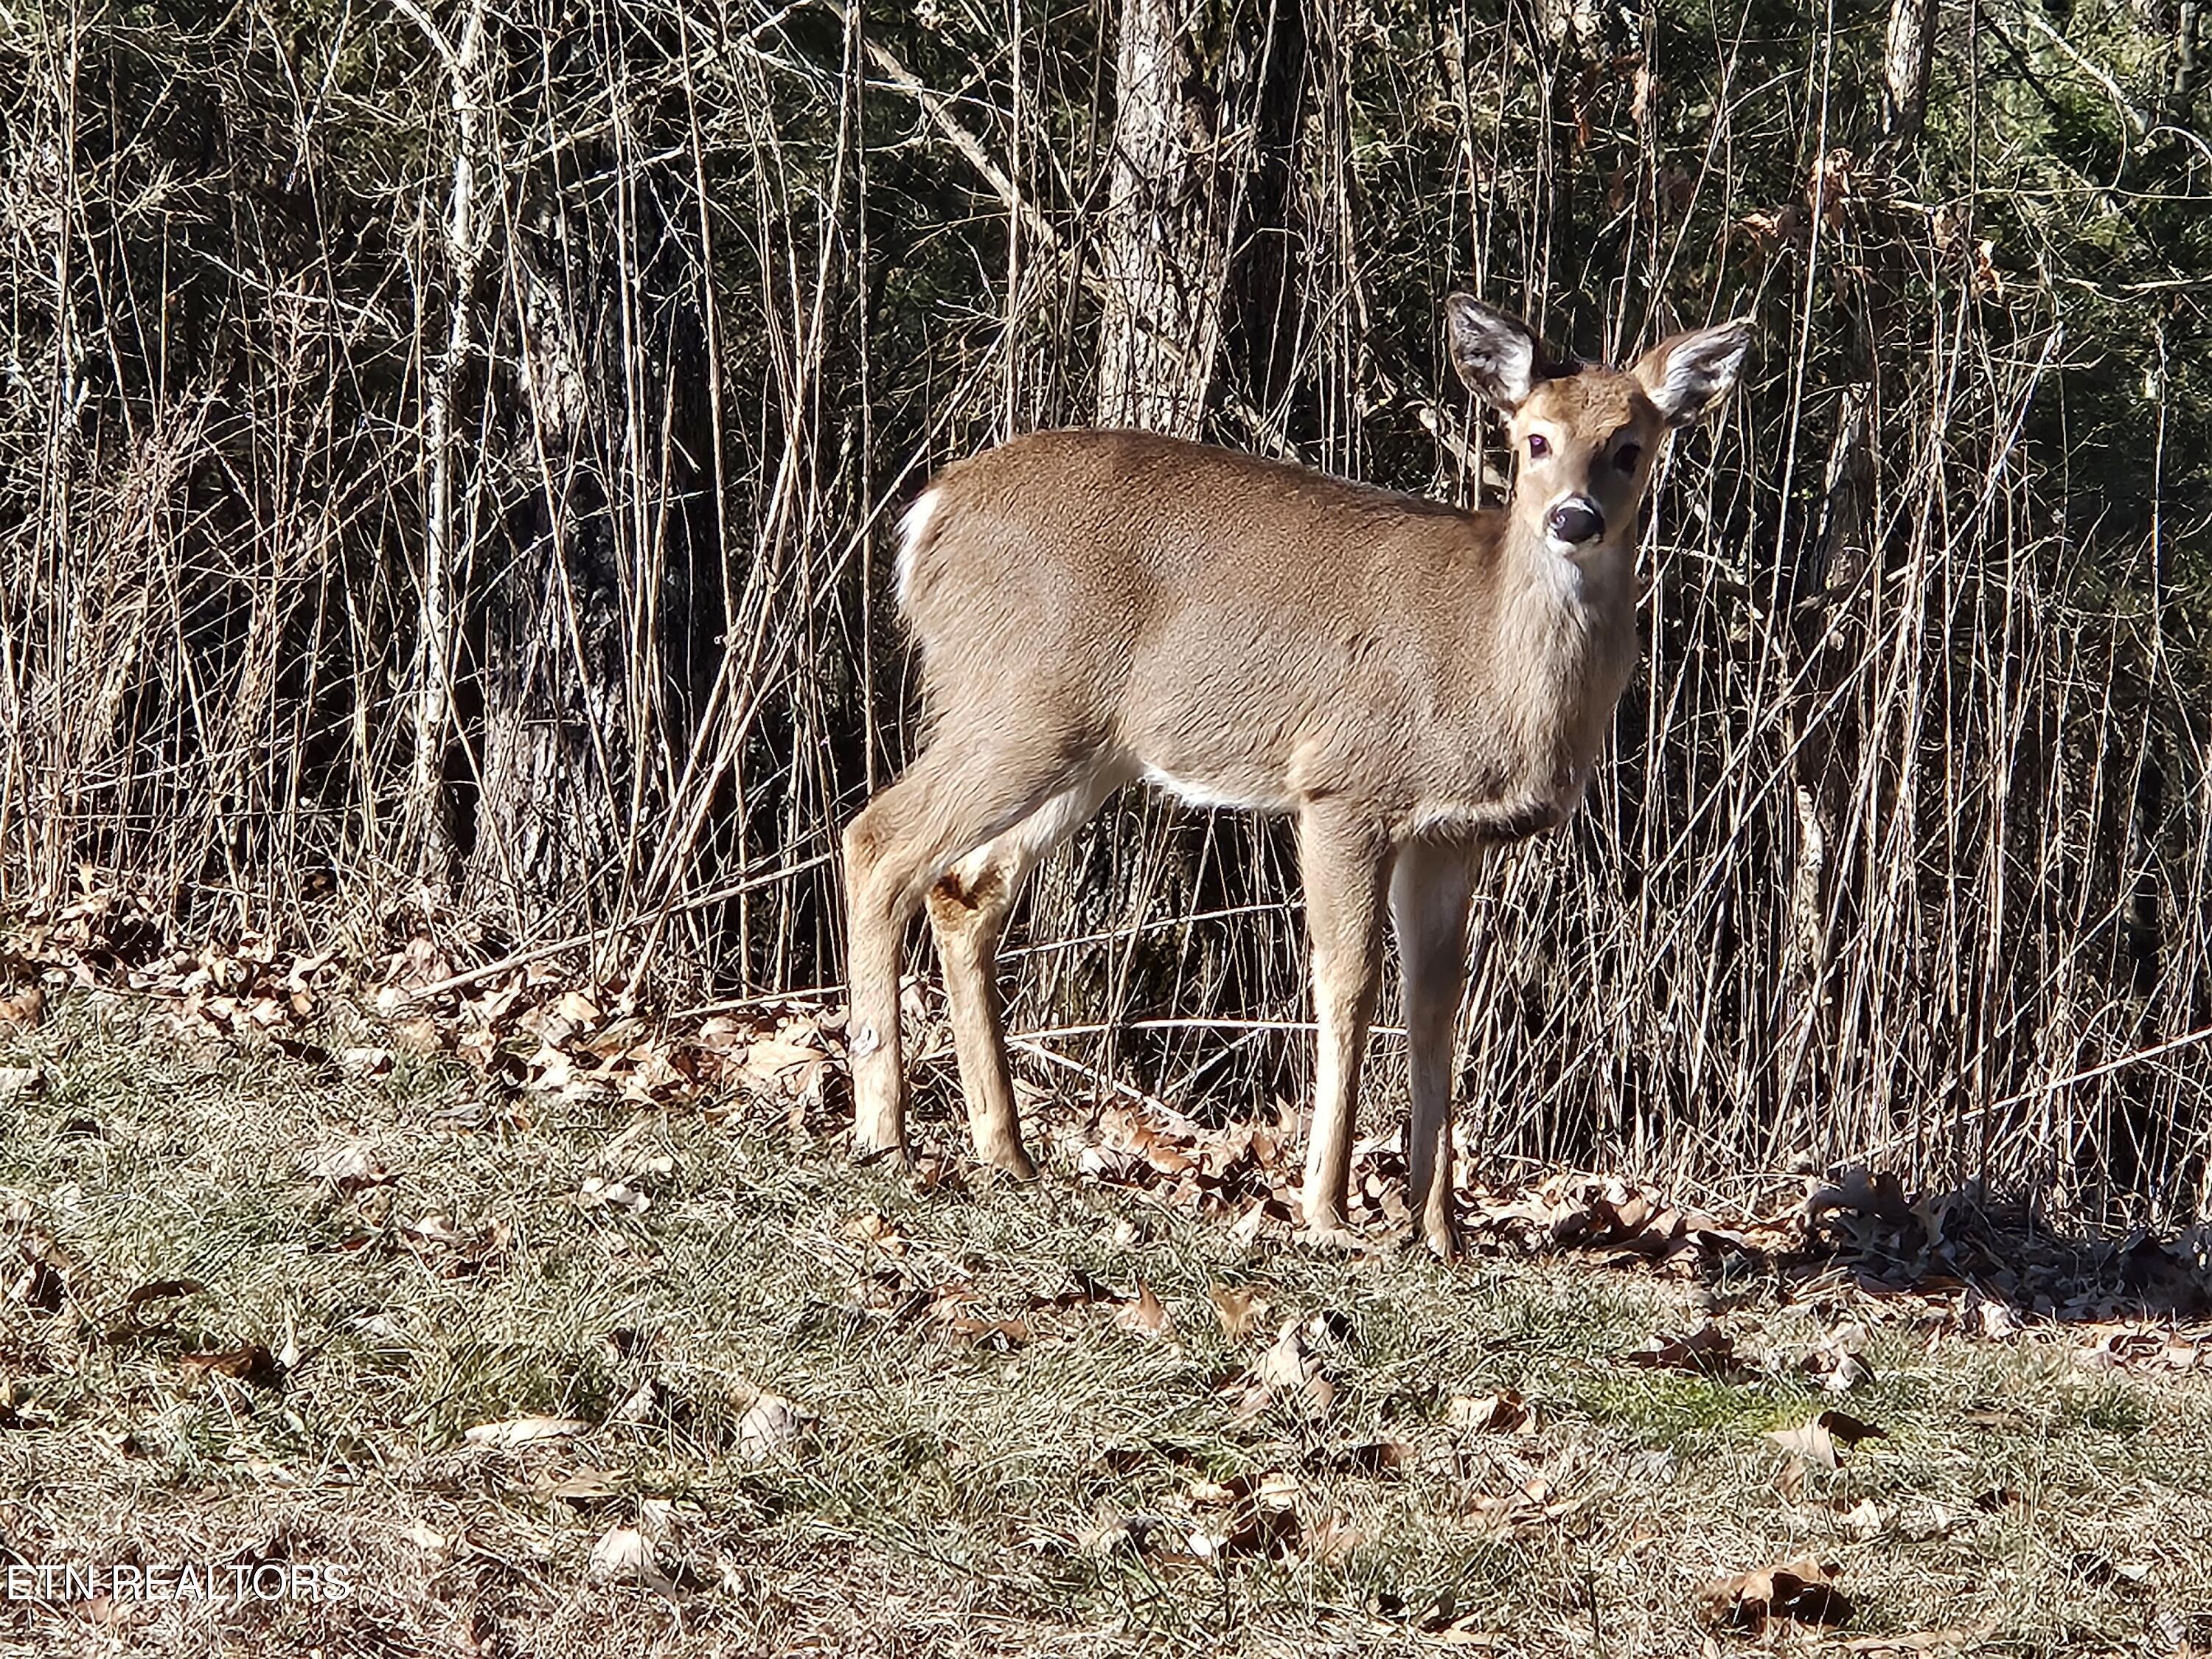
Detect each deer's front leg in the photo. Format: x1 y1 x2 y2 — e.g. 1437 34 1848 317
1295 807 1394 1242
1391 839 1481 1258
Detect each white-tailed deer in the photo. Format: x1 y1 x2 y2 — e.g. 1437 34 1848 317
842 296 1749 1253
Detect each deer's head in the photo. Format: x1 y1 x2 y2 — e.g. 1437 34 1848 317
1445 296 1750 557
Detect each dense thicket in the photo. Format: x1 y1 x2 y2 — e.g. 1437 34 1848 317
2 0 2208 1217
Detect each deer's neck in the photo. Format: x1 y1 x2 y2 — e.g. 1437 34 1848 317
1496 516 1636 638
1491 517 1641 773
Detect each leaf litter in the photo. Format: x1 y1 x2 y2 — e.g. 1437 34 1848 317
7 886 2212 1650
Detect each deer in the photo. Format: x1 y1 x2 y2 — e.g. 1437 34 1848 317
840 295 1750 1256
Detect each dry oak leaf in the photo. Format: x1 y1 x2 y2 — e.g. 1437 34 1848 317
1186 1470 1301 1559
463 1415 591 1448
7 1238 68 1314
304 1144 391 1194
1447 1388 1532 1434
1330 1439 1416 1476
1800 1338 1875 1393
0 983 46 1032
1228 1318 1335 1422
552 990 604 1029
586 1524 675 1590
177 1344 284 1388
736 1020 832 1097
1308 1511 1366 1566
1115 1282 1172 1338
121 1277 208 1327
1624 1322 1745 1379
1696 1556 1852 1635
1838 1497 1889 1538
735 1392 806 1463
1768 1408 1885 1471
843 1210 908 1256
534 1467 620 1504
1208 1282 1272 1338
930 1291 1032 1350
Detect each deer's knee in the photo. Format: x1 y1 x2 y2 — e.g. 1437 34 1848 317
925 865 1010 952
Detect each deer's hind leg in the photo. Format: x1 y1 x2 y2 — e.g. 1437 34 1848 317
842 734 1091 1166
925 762 1133 1177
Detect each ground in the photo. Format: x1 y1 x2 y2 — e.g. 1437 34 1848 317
0 980 2209 1658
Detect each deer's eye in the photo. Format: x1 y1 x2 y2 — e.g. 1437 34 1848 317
1615 442 1642 472
1527 434 1551 460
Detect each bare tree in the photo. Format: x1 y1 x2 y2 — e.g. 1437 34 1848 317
1095 0 1236 433
1882 0 1935 144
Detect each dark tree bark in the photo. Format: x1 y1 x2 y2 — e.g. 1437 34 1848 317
1095 0 1234 433
1882 0 1935 145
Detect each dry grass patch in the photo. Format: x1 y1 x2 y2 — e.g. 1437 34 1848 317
0 988 2208 1656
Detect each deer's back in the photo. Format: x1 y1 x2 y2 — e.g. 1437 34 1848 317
895 428 1624 830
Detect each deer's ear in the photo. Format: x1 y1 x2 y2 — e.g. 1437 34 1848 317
1632 319 1752 426
1444 294 1547 411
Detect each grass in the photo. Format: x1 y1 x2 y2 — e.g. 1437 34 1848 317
1 986 2209 1656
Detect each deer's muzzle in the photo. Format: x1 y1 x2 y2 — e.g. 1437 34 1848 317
1545 496 1606 546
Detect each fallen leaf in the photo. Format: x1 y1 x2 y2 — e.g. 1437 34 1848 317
1308 1511 1366 1565
637 1497 681 1547
305 1144 390 1194
0 984 46 1032
1331 1439 1415 1475
554 990 604 1028
1972 1298 2020 1340
1696 1556 1852 1635
1208 1282 1271 1338
387 1017 445 1056
1230 1318 1335 1421
1624 1322 1745 1378
2070 1550 2151 1588
1798 1322 1874 1391
1027 1269 1113 1311
463 1415 591 1448
586 1524 667 1587
1838 1497 1888 1537
122 1278 208 1325
177 1344 284 1388
735 1392 804 1462
578 1175 650 1214
1447 1388 1531 1434
0 1066 44 1101
1768 1409 1885 1471
1186 1470 1301 1558
534 1467 619 1503
7 1242 66 1314
1115 1282 1172 1338
608 1377 662 1425
937 1312 1031 1350
844 1211 908 1256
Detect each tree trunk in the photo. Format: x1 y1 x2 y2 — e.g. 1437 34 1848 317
1095 0 1232 434
1882 0 1935 145
404 0 490 892
462 255 630 923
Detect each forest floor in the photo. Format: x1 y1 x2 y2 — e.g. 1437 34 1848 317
0 980 2209 1658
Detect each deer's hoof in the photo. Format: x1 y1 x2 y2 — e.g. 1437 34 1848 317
1294 1221 1364 1256
981 1144 1040 1183
852 1134 911 1169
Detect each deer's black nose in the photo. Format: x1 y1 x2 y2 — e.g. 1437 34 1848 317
1547 497 1605 545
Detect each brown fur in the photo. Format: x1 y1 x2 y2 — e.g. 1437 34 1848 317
842 296 1750 1252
